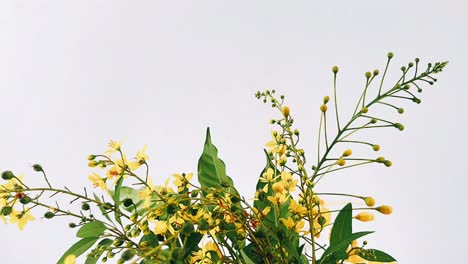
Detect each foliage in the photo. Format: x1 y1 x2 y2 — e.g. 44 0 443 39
0 54 447 263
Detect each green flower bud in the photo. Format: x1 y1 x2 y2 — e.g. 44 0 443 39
230 196 240 204
32 164 43 172
113 238 124 247
1 171 15 180
361 107 368 113
87 154 96 161
318 216 327 226
372 145 380 151
365 71 372 79
387 52 394 59
68 222 77 228
198 218 210 231
398 108 405 114
44 211 55 219
81 203 90 211
20 196 32 205
122 198 133 207
373 69 380 76
1 206 13 216
181 221 194 235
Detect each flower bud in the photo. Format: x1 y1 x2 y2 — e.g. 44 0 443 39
281 106 291 117
372 145 380 151
373 69 380 76
365 71 372 79
364 197 375 207
122 198 133 207
69 223 77 228
44 211 55 219
1 171 15 180
120 249 135 261
1 206 12 216
387 52 394 59
88 161 99 167
376 205 393 215
181 221 195 234
342 149 352 157
87 155 96 161
332 66 339 74
361 107 368 113
323 96 330 104
20 196 32 205
320 105 328 112
354 212 375 222
81 203 90 211
336 158 346 166
398 108 404 114
384 160 392 167
32 164 43 172
166 203 178 215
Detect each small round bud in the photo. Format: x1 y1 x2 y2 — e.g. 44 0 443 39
281 106 290 117
354 212 375 222
370 118 377 124
376 205 393 215
122 198 134 207
20 196 32 205
398 108 405 114
372 145 380 151
81 203 90 211
408 62 414 67
32 164 43 172
293 129 299 136
320 105 328 112
387 52 394 59
181 221 195 235
401 66 406 72
332 66 339 74
415 58 420 63
113 238 124 247
69 223 77 228
384 160 392 167
373 69 379 76
272 182 285 193
336 158 346 166
365 71 372 79
198 218 210 231
361 107 368 113
342 149 352 157
403 84 410 90
1 171 15 180
376 157 385 162
87 155 96 161
323 96 330 104
364 197 376 207
318 216 327 226
44 211 55 219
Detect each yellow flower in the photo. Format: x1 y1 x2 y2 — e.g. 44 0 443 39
10 210 35 230
64 255 76 264
279 217 308 234
87 173 107 191
259 168 278 183
280 171 297 192
136 145 149 163
173 173 193 192
139 177 155 209
289 199 307 216
106 155 140 180
105 139 123 156
190 240 221 264
272 182 284 193
267 192 287 205
153 220 168 235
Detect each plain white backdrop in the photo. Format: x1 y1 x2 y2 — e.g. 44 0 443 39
1 1 466 263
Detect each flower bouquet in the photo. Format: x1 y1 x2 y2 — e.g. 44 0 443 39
0 53 447 264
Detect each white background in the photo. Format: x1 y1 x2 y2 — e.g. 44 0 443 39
1 1 466 263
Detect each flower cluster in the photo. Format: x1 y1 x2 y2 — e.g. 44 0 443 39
0 54 447 264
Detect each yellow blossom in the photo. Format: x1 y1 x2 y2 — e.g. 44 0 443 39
289 199 307 215
136 145 149 163
173 173 193 192
87 173 107 191
106 155 140 181
105 139 123 156
153 220 168 235
267 192 287 205
272 182 284 193
259 168 278 183
280 171 297 192
10 210 35 230
279 217 308 234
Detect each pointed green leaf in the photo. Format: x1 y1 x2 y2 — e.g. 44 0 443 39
182 232 203 258
197 128 235 192
357 248 397 262
240 248 256 264
57 237 98 264
319 231 374 263
113 176 124 225
330 203 352 246
77 221 106 238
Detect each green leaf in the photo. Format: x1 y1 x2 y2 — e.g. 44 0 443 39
357 248 397 262
197 128 235 192
84 238 113 264
118 186 144 212
93 193 112 222
319 231 374 263
76 221 107 238
57 237 98 264
240 248 256 264
113 176 124 225
182 232 203 258
330 203 352 246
